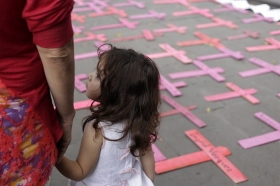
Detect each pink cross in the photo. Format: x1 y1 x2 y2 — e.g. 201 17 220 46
156 146 231 174
152 144 166 162
278 93 280 97
74 0 86 6
173 5 214 18
246 38 280 52
213 4 249 14
204 82 260 104
147 44 192 63
270 30 280 36
71 13 86 23
153 0 190 7
159 75 187 97
160 105 196 117
186 130 248 183
73 1 107 13
75 74 87 92
238 112 280 149
130 10 166 20
188 0 217 2
91 18 139 31
161 94 206 127
153 24 187 34
72 24 84 34
74 32 107 43
227 30 259 40
75 41 108 60
239 57 280 77
197 47 244 61
74 100 99 110
242 14 274 24
196 17 238 29
177 32 224 48
112 0 145 9
111 29 163 42
88 6 128 18
169 60 225 82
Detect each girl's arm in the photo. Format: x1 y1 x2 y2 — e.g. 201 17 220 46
56 124 103 181
140 146 155 182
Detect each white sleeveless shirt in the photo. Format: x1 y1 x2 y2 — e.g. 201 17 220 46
68 121 154 186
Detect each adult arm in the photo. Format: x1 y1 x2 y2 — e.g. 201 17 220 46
36 40 75 162
140 146 155 182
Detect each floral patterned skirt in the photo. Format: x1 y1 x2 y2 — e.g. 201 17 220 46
0 80 57 186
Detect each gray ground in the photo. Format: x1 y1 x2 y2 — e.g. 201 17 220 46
51 0 280 186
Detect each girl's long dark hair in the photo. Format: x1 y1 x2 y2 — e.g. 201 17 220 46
83 44 161 156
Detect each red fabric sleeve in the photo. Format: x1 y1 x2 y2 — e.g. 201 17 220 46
22 0 74 48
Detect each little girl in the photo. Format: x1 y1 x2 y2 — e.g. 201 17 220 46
56 44 161 186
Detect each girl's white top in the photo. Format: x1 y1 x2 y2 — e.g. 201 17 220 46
68 121 154 186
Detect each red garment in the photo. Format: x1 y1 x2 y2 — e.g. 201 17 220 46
0 0 74 185
0 0 74 142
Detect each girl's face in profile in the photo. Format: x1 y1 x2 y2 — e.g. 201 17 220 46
86 59 104 101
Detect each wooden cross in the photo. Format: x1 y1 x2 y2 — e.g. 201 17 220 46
196 17 238 29
239 57 280 77
204 82 260 104
147 44 192 63
227 30 259 40
71 13 86 23
75 74 87 92
112 0 145 9
238 112 280 149
213 3 249 14
161 94 206 127
130 10 166 20
242 14 274 24
91 18 139 31
153 24 187 34
169 60 226 82
153 0 190 7
173 6 214 18
88 6 127 18
246 38 280 52
74 32 107 43
197 47 244 61
159 75 187 97
177 32 224 48
111 29 163 42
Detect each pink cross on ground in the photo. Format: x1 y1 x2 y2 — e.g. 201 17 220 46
177 32 224 48
153 0 190 7
152 144 166 162
242 14 274 24
147 44 192 63
130 10 166 20
156 146 231 174
197 47 244 61
161 94 206 127
71 13 86 23
239 57 280 77
186 130 248 183
74 100 99 110
213 3 249 14
270 30 280 36
111 29 163 42
238 112 280 149
204 82 260 104
75 41 108 60
227 30 259 40
75 74 87 92
173 5 214 18
196 17 238 29
278 93 280 97
112 0 145 9
169 60 225 82
74 32 107 43
188 0 217 2
72 24 84 34
88 6 128 18
73 1 107 13
159 75 187 97
91 18 139 31
246 38 280 52
160 105 196 117
153 24 187 34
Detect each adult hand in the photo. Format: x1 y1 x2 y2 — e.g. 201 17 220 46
56 111 75 163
